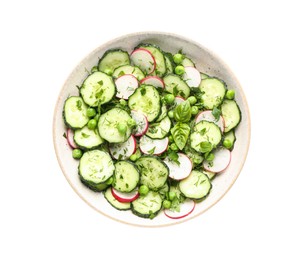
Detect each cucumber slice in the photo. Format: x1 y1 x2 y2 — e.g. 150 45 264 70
79 150 115 186
98 108 133 143
128 85 161 122
221 99 241 132
113 161 140 193
104 188 131 210
74 126 104 150
145 116 171 139
163 74 190 99
179 170 212 200
63 96 89 129
181 57 195 67
199 78 226 109
136 156 169 190
223 130 236 150
164 52 175 74
80 71 116 107
113 65 145 81
98 49 130 73
131 191 163 218
80 176 108 192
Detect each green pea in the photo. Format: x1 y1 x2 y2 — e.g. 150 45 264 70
119 99 127 106
193 158 202 164
104 68 113 76
170 143 179 151
223 139 232 149
206 153 215 162
163 200 171 209
168 191 176 201
127 118 136 128
105 177 113 185
87 119 97 130
72 149 83 159
168 135 174 142
164 94 175 104
86 108 97 118
191 106 199 115
226 90 235 100
173 53 184 64
187 96 197 105
139 185 149 196
175 65 185 75
117 122 127 134
168 110 174 119
129 154 138 161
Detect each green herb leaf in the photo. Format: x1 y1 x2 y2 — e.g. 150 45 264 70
140 87 146 96
97 80 103 86
174 100 192 123
81 132 90 138
147 147 156 154
76 100 82 110
212 107 221 121
168 151 180 166
118 70 125 77
170 123 190 150
63 132 67 139
199 141 213 153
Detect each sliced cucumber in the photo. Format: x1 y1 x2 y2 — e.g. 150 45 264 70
74 126 104 150
190 121 222 153
199 78 226 109
98 49 130 73
128 85 161 122
63 96 89 129
146 116 171 139
80 71 116 107
203 170 216 180
181 57 195 67
136 44 166 77
164 53 175 74
112 65 145 81
104 188 131 210
80 176 108 192
224 130 236 150
113 161 140 193
156 103 168 122
179 170 212 200
136 156 169 190
79 150 115 186
163 74 190 99
221 99 241 132
98 108 133 143
131 191 163 218
200 73 209 80
184 144 204 165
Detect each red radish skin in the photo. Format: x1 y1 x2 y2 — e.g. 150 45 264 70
115 74 138 100
109 135 136 160
203 147 231 173
164 199 196 219
130 110 149 137
174 96 185 105
140 76 165 89
111 188 139 203
164 153 193 180
195 110 225 132
182 66 201 88
139 136 169 155
67 128 78 149
130 48 156 74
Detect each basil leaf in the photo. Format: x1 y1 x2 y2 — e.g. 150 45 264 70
199 141 213 153
173 100 191 123
171 123 190 150
212 107 221 121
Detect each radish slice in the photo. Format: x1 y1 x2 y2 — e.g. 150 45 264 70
203 147 231 173
130 48 156 74
140 76 165 89
182 66 201 88
115 74 138 99
109 135 136 160
174 96 185 105
164 199 195 219
164 153 192 180
66 128 78 149
195 110 225 132
111 188 139 203
130 110 149 137
139 135 169 155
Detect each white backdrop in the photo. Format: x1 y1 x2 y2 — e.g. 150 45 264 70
1 0 303 259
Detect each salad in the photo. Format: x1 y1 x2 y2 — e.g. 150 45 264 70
63 43 241 219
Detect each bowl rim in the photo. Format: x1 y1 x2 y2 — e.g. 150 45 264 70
52 31 251 227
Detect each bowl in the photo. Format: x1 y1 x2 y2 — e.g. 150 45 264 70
53 32 250 227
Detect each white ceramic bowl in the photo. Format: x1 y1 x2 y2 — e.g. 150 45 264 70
53 32 250 227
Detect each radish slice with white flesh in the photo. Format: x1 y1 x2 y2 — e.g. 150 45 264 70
111 188 139 203
130 48 156 74
182 66 201 88
130 110 149 137
164 199 195 219
66 128 78 149
195 110 225 132
164 153 192 180
115 74 138 99
174 96 185 105
140 76 165 89
139 135 169 155
203 147 231 173
109 135 136 160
